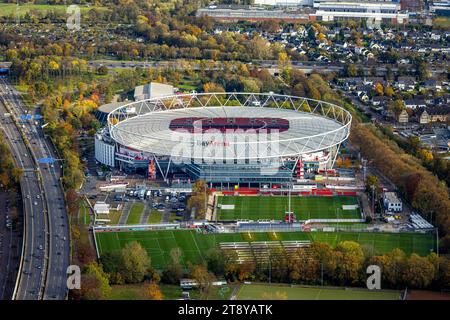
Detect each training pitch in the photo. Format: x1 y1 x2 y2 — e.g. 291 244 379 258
216 196 361 221
95 229 435 270
235 284 401 300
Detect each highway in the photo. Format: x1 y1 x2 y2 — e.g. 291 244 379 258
0 81 47 299
0 78 70 300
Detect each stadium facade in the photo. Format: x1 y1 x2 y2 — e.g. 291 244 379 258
95 92 352 187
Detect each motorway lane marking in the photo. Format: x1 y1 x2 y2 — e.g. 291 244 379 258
0 88 46 300
2 79 68 300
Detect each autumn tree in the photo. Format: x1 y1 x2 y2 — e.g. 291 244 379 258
190 263 216 294
74 262 111 300
365 175 379 192
146 282 164 300
402 254 435 288
187 179 210 219
121 241 151 283
334 241 364 284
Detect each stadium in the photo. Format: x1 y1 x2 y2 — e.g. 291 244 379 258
96 92 352 187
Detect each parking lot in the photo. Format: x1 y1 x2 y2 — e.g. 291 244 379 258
90 188 190 226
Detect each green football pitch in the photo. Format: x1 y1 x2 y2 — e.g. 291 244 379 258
216 196 361 221
95 229 436 270
235 284 401 300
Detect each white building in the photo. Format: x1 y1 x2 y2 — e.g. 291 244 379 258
311 1 408 24
95 128 116 167
254 0 313 6
94 201 110 215
134 82 174 101
383 192 403 212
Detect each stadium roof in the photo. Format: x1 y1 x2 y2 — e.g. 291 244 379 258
108 92 352 161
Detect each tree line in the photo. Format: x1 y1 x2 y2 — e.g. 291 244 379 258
71 239 450 300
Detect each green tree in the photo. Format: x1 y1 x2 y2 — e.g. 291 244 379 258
162 248 184 284
204 248 226 276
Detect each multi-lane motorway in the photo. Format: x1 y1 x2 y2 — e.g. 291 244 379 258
0 78 70 300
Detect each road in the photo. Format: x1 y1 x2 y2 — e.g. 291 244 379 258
0 78 70 300
88 59 448 76
0 192 22 300
0 82 47 300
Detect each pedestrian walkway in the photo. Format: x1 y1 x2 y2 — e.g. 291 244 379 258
140 203 151 224
119 201 132 225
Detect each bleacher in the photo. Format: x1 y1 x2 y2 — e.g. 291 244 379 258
409 214 434 230
219 240 311 264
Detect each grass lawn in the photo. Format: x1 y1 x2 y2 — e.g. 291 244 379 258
216 196 361 221
167 211 181 223
236 284 401 300
78 200 91 226
126 202 145 225
109 283 230 300
0 3 109 17
108 210 122 225
147 209 162 224
109 284 146 300
95 229 436 270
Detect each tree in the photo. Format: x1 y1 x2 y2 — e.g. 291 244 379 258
384 86 394 97
402 254 435 288
97 65 108 75
310 242 337 281
187 179 210 219
76 262 111 300
162 248 184 284
388 99 405 119
344 64 357 77
101 251 125 284
374 83 384 96
278 51 291 71
121 241 150 283
416 61 430 81
334 241 364 284
190 264 215 294
203 82 225 93
146 282 164 300
369 248 406 288
365 174 379 191
289 248 319 283
204 248 226 276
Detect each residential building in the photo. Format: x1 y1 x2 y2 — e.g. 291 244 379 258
427 105 450 122
419 110 430 124
398 109 409 123
404 99 427 109
422 79 443 91
395 76 416 90
358 91 370 103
